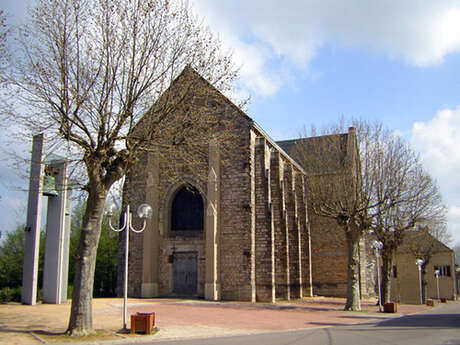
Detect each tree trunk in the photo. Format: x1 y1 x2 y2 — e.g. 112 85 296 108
344 228 361 311
66 186 107 336
380 246 393 304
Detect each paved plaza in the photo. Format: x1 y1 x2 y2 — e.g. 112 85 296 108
0 297 431 344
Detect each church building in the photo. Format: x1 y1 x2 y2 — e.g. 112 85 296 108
122 67 371 302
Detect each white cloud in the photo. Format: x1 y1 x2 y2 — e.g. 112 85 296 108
191 0 460 96
447 205 460 245
411 107 460 184
189 1 284 97
411 107 460 243
229 39 282 97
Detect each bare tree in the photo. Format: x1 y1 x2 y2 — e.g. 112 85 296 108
289 120 447 311
0 9 9 96
404 226 450 266
425 219 452 247
286 125 368 311
0 9 7 72
369 128 447 304
2 0 239 336
453 242 460 266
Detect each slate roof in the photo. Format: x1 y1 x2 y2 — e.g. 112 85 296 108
277 133 349 175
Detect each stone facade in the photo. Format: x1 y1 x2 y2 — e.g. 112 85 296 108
123 67 371 302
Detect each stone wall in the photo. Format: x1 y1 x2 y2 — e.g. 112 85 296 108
308 207 348 297
277 127 373 299
218 122 253 300
251 129 310 302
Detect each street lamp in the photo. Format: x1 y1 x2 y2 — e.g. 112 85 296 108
106 203 152 331
371 240 383 312
434 269 440 300
416 258 425 305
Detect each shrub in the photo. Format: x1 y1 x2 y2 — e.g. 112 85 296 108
0 286 21 303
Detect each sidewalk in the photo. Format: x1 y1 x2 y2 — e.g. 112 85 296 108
0 297 431 344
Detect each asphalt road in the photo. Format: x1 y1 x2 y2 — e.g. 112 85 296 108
137 302 460 345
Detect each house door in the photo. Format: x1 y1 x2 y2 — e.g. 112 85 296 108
173 252 197 296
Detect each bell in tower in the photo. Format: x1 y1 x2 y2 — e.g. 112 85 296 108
43 165 59 197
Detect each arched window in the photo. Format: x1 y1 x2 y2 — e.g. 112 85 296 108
171 186 204 233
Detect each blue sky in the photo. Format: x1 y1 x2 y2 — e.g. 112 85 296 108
249 45 460 139
2 0 460 245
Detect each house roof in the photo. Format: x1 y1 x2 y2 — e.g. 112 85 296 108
396 230 452 254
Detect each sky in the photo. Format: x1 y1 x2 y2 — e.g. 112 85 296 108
1 1 460 245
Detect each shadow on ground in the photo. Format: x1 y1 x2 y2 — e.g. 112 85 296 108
306 315 393 327
167 301 340 312
0 328 37 334
340 314 394 320
307 322 354 327
377 314 460 328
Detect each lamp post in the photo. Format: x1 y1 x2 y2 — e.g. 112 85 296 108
371 240 383 312
434 269 440 300
416 259 425 305
106 203 152 331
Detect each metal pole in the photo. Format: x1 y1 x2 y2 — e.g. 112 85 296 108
376 253 382 312
123 205 130 331
436 274 440 300
106 202 151 332
418 267 423 304
371 241 383 311
416 259 424 305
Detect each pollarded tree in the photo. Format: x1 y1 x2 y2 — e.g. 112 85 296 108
68 199 119 298
2 0 239 336
287 125 369 311
289 120 445 311
370 130 447 304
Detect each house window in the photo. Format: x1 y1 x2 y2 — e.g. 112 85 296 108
392 265 397 278
434 265 451 277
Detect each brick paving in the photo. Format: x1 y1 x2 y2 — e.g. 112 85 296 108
0 297 431 344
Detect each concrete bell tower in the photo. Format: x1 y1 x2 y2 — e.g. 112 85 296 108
21 134 71 305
